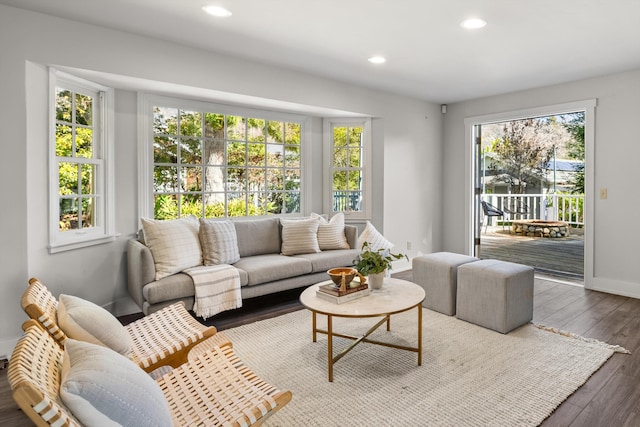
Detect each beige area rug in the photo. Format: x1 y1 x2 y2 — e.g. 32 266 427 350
222 308 628 427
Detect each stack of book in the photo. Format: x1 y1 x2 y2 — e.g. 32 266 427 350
315 280 370 304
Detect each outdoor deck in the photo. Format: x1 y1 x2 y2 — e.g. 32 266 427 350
480 226 584 281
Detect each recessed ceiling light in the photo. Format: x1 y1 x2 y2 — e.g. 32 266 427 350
461 18 487 29
368 56 386 64
202 5 232 18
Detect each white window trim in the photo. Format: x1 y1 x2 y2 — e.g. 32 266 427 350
136 93 311 221
322 117 372 220
48 69 117 253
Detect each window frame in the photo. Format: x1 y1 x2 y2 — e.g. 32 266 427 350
48 69 116 253
137 94 311 220
323 117 372 220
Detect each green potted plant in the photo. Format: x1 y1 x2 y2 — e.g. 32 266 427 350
353 242 408 289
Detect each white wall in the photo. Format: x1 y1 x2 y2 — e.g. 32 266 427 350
0 5 441 356
442 69 640 298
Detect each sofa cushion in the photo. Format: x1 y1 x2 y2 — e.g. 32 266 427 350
294 248 361 273
233 254 312 286
311 212 350 250
200 219 241 265
58 294 132 356
234 218 282 257
60 339 172 427
141 216 202 280
358 221 394 251
280 217 321 255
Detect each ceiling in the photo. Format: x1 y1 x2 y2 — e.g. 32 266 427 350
3 0 640 103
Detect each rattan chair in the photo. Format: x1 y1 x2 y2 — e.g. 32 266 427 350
9 320 292 427
22 277 223 373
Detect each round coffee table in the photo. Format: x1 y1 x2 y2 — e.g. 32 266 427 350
300 277 425 382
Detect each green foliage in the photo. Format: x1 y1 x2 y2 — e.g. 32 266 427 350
555 193 584 224
561 112 585 194
488 119 554 194
153 194 271 219
55 89 95 230
152 107 302 219
331 126 363 193
353 242 407 275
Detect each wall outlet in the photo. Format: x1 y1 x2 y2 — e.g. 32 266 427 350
0 357 8 370
406 241 412 250
600 188 608 199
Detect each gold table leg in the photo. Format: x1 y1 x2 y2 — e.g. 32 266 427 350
312 311 317 342
311 304 423 382
418 304 422 366
327 314 333 382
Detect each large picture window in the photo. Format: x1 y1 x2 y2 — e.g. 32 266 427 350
147 98 304 219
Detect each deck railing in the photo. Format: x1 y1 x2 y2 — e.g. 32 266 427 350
483 193 584 226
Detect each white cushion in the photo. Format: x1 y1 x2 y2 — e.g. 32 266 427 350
358 221 394 251
141 216 202 280
58 294 132 356
311 212 350 250
280 217 321 255
60 339 173 427
200 219 241 265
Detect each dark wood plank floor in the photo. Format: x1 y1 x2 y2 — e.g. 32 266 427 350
2 270 639 426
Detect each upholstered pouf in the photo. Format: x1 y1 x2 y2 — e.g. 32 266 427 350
456 259 534 333
412 252 479 315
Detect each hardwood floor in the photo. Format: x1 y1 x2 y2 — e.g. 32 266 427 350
2 271 640 426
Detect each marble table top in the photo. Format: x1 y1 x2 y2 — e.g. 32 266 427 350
300 277 425 317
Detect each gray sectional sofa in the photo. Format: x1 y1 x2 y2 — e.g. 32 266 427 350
128 217 360 315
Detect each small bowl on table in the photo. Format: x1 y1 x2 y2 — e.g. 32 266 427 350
327 267 362 289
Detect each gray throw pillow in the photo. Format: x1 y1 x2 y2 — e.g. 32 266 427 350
200 218 241 265
60 339 173 427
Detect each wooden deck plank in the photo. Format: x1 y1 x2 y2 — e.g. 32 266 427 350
480 226 584 278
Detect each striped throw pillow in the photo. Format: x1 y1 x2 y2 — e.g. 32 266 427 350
280 218 321 255
312 212 350 250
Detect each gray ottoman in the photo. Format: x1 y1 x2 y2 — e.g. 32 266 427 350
412 252 479 315
456 259 534 333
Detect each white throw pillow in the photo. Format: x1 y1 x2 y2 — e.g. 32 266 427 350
199 219 241 265
280 217 321 255
60 339 173 427
311 212 350 250
358 221 394 251
58 294 132 356
141 216 202 280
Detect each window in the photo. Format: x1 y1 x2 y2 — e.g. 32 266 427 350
323 118 371 219
144 97 305 219
49 70 115 253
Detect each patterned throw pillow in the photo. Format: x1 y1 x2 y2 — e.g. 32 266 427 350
311 212 350 250
60 339 173 427
358 221 394 251
280 217 321 255
199 219 241 265
141 216 202 280
58 294 132 356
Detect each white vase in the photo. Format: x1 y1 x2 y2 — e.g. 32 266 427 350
368 272 385 290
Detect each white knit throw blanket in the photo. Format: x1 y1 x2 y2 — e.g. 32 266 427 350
183 264 242 320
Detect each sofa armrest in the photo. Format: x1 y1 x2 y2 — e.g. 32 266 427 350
127 239 156 310
345 225 358 249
